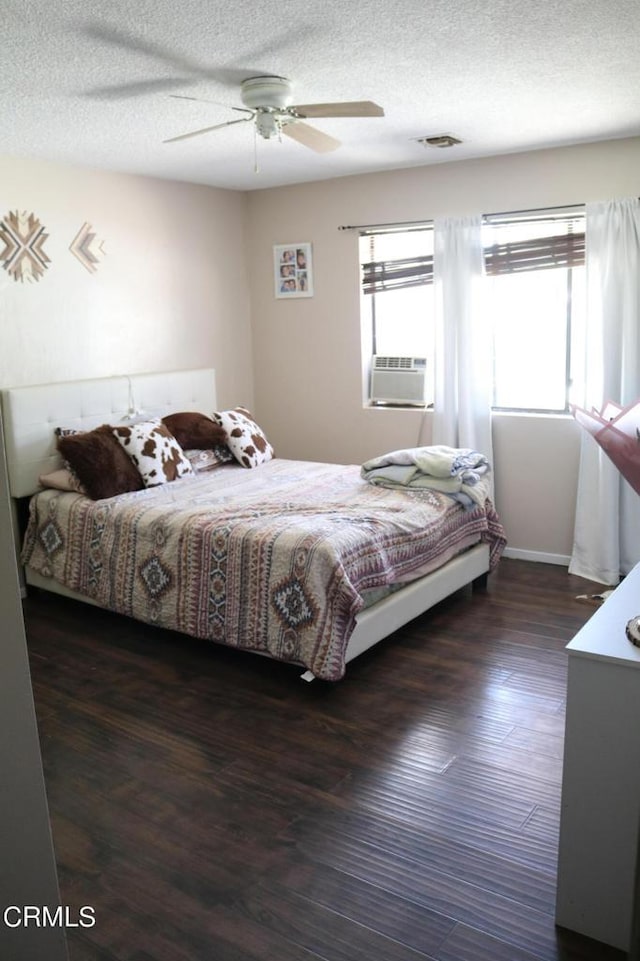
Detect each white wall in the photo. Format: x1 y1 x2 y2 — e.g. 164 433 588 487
0 155 253 409
246 137 640 564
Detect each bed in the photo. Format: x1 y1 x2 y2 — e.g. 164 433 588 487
2 368 506 681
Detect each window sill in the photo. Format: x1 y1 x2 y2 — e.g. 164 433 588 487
363 406 573 420
492 409 573 419
365 402 432 411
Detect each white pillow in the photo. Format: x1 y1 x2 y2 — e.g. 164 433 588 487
184 447 234 472
212 407 274 468
112 419 194 487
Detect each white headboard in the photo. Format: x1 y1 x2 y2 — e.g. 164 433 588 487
1 368 217 499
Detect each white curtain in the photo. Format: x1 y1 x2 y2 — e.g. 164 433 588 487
432 215 493 467
569 198 640 585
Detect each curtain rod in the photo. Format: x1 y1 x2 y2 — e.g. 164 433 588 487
338 202 586 233
338 219 429 232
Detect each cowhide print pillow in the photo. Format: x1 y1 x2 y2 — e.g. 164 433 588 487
212 407 274 469
112 419 194 487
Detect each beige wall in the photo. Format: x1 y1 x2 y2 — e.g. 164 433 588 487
2 141 640 562
246 137 640 563
0 159 254 940
0 155 252 410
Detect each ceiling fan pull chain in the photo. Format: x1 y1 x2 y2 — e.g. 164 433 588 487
254 124 259 175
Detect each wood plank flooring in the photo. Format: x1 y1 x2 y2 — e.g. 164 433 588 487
22 559 626 961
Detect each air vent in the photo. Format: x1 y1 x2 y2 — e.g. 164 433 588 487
373 356 426 370
415 134 462 148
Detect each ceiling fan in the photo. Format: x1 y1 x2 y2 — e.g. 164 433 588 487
163 76 384 153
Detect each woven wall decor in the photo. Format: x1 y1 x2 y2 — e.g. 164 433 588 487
69 222 106 274
0 209 51 283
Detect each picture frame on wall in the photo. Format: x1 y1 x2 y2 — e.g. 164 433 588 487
273 243 313 298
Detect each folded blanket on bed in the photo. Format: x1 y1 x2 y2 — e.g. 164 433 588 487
361 445 491 507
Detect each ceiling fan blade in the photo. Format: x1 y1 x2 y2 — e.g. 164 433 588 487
83 22 209 76
163 116 253 144
86 78 194 100
81 21 321 93
170 94 226 105
291 101 384 119
170 95 253 116
282 121 340 153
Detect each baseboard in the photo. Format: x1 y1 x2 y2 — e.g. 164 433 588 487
502 547 570 567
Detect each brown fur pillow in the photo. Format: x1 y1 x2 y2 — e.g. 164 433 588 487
162 411 227 451
57 425 144 500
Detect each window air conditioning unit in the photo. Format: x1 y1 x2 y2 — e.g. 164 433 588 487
370 355 427 406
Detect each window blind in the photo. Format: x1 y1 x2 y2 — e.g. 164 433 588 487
361 226 434 294
360 209 585 294
484 212 585 276
483 227 585 276
361 253 434 293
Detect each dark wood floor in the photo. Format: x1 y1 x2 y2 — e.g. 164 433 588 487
23 559 625 961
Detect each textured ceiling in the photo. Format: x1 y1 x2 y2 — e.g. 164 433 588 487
3 0 640 191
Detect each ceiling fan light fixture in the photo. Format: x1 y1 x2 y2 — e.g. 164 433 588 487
415 134 462 148
255 111 280 140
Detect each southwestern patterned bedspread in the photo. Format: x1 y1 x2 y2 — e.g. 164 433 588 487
22 459 506 680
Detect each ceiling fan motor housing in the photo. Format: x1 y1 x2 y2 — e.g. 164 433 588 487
241 76 293 111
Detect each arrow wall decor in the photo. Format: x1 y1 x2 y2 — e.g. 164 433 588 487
69 222 106 274
0 209 51 283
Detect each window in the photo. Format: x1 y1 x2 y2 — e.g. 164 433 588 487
483 209 586 412
359 208 586 413
359 225 434 406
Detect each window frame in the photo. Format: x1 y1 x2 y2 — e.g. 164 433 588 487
482 207 585 414
358 206 586 414
359 224 435 407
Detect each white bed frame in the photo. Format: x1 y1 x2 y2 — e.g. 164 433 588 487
1 368 490 680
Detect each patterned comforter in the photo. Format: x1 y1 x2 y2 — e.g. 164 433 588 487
22 459 506 680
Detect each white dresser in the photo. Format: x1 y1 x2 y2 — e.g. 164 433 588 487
556 564 640 952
